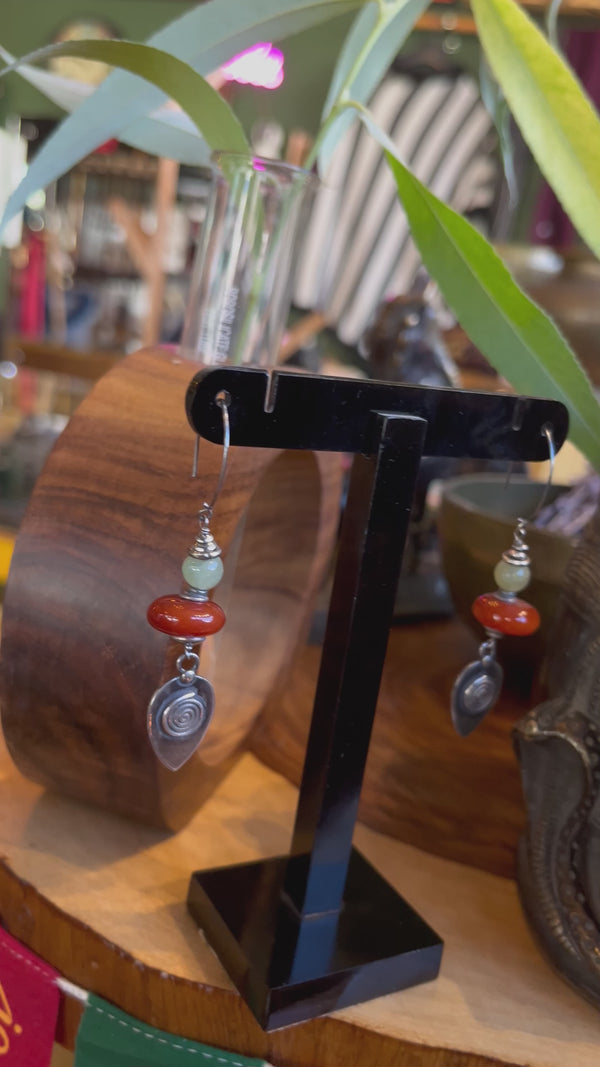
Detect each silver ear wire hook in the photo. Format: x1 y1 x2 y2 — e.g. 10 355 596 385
192 436 200 480
191 390 231 516
531 423 556 521
503 422 555 521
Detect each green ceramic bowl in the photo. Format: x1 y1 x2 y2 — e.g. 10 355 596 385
438 475 576 682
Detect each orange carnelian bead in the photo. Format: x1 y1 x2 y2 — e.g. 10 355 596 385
147 594 225 639
472 593 540 637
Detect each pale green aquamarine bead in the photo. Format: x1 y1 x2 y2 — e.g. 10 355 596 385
182 555 224 590
493 560 531 593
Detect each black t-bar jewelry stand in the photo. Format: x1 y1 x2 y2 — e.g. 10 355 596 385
185 367 568 1031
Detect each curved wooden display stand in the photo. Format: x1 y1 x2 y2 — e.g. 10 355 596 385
0 347 343 829
1 346 538 878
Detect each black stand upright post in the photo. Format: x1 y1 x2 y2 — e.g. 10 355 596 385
284 412 427 918
185 368 568 1031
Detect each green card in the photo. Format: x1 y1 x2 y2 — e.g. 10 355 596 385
75 994 269 1067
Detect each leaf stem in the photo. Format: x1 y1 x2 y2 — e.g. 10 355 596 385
305 0 399 170
336 4 389 102
304 103 344 169
546 0 563 50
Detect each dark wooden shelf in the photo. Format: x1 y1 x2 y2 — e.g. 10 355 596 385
6 336 121 381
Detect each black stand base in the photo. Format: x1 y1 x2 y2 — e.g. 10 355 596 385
187 848 442 1031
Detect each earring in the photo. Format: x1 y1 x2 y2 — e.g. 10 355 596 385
146 392 230 771
451 425 554 737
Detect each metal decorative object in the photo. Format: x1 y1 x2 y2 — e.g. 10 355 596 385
146 392 230 770
450 513 540 735
451 636 503 736
451 429 556 737
147 666 214 772
515 502 600 1008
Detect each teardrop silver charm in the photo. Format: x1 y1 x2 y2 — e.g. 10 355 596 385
147 675 214 771
451 653 503 737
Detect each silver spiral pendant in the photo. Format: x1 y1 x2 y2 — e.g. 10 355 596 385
147 675 214 771
451 658 503 737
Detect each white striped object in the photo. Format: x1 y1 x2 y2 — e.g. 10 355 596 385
294 73 497 345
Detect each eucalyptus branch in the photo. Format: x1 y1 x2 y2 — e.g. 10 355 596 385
333 3 391 105
2 0 599 465
304 103 345 170
305 0 422 174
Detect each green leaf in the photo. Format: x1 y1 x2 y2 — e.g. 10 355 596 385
478 57 517 207
146 0 363 75
386 155 600 465
472 0 600 262
0 39 249 151
0 0 364 224
349 103 600 466
321 0 380 117
0 44 210 165
0 43 94 111
121 113 210 166
318 0 429 173
0 39 248 229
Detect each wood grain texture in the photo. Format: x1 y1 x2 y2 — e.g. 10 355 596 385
0 347 343 829
0 341 530 875
250 617 527 879
0 739 597 1066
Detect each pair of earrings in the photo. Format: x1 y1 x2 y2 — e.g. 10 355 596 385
145 400 554 757
146 392 230 771
451 425 555 736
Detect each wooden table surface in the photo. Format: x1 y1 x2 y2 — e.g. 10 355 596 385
0 725 598 1067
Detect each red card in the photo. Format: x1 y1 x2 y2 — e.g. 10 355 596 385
0 927 60 1066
